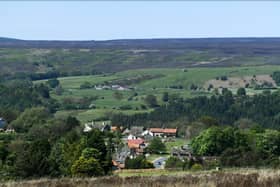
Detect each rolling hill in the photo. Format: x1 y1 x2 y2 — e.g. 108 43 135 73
1 37 280 76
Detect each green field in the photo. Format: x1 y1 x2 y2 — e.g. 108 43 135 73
35 65 280 123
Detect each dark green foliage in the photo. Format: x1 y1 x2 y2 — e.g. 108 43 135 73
165 157 184 169
144 94 158 108
237 87 246 96
190 84 198 90
0 143 8 161
113 91 123 100
125 155 154 169
0 81 53 112
255 130 280 157
146 137 166 154
71 156 104 177
220 147 259 167
220 76 228 81
272 71 280 86
14 139 51 178
46 78 60 88
192 127 280 168
113 90 280 129
80 81 92 89
191 127 249 156
11 107 50 133
162 92 169 102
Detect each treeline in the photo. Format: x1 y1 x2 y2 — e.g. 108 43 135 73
0 70 103 82
191 126 280 168
0 110 114 180
111 89 280 129
0 80 58 123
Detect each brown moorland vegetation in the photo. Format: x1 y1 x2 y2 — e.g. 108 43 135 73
2 169 280 187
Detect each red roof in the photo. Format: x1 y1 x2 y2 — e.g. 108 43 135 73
149 128 177 134
127 138 144 149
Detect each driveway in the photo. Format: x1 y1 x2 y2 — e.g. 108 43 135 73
153 157 168 169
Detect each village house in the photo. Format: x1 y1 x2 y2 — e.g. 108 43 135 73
5 128 15 133
149 128 178 138
129 126 144 137
127 138 146 158
84 121 111 132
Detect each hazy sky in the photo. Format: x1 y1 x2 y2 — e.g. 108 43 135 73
0 1 279 40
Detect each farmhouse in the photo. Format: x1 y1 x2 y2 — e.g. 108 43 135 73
149 128 177 137
84 121 111 132
127 138 146 157
130 126 144 137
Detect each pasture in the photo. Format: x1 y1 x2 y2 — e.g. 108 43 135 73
35 65 280 123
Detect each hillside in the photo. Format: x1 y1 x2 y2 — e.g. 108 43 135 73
1 37 280 76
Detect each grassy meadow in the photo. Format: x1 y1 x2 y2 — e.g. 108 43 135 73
35 65 280 123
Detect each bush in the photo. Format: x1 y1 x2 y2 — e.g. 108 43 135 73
46 78 60 88
71 156 104 177
125 156 154 169
144 94 158 108
119 105 133 110
80 82 92 89
165 157 184 169
191 163 203 171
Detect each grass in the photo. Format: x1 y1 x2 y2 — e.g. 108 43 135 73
4 168 280 187
35 65 280 122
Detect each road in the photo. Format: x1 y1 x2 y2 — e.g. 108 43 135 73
153 157 168 169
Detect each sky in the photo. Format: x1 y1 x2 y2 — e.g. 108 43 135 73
0 1 279 40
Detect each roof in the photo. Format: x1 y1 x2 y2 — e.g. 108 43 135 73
149 128 177 134
112 160 125 169
127 138 144 149
111 126 118 132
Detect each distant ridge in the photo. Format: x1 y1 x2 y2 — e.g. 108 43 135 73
0 37 280 49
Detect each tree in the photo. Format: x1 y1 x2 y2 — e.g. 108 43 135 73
146 137 166 154
71 156 104 177
191 127 230 156
113 91 123 100
255 130 280 157
11 107 50 132
0 142 8 161
162 92 169 102
191 127 250 156
199 116 219 127
125 155 154 169
237 87 246 96
66 116 80 130
272 71 280 86
165 157 184 169
46 78 60 88
80 81 92 89
144 94 158 108
14 139 51 177
220 76 228 81
190 84 198 90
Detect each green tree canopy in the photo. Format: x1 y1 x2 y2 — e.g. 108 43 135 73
146 137 166 154
11 107 50 132
144 94 158 108
237 87 246 96
46 78 60 88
